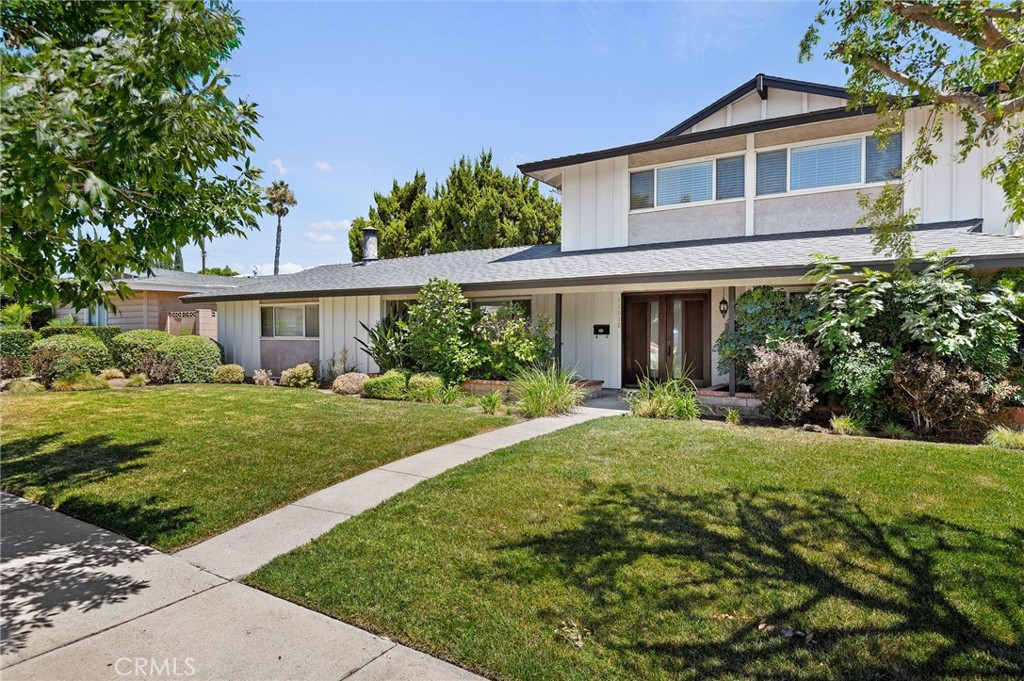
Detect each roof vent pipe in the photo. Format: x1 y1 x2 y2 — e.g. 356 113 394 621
362 226 378 263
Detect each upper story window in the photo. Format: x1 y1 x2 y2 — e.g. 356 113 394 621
261 304 319 338
630 154 745 210
756 133 902 196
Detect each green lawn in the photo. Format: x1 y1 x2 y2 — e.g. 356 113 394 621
0 385 511 550
248 417 1024 681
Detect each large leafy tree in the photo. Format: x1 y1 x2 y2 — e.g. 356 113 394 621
1 0 264 308
348 151 560 261
265 180 297 275
801 1 1024 267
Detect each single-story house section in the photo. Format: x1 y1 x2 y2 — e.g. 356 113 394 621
182 74 1024 385
58 269 249 340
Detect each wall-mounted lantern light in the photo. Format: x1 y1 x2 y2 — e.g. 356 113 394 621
718 298 729 319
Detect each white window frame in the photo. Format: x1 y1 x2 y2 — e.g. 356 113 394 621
259 303 319 340
629 151 746 214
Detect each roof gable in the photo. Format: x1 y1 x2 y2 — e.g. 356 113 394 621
658 74 849 138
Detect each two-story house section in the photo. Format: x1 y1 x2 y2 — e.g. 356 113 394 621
186 75 1023 390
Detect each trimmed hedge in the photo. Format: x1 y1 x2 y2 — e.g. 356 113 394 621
0 329 38 378
213 364 245 384
280 363 316 388
362 370 407 400
40 324 121 348
153 335 222 383
406 373 445 403
112 330 174 374
30 334 111 384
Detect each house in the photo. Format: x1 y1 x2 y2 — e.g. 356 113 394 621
58 269 249 341
182 74 1023 385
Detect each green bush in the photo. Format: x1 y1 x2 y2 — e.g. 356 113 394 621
153 335 221 383
111 329 174 374
511 364 584 418
0 328 37 377
52 372 110 392
714 286 816 384
479 390 504 415
880 422 913 440
126 373 148 387
280 363 316 388
213 364 245 384
357 314 409 372
625 374 704 420
30 334 111 384
748 340 819 422
39 324 121 348
5 378 45 394
406 373 445 403
984 426 1024 451
830 414 868 436
473 303 554 380
404 279 478 384
362 370 407 400
825 343 895 425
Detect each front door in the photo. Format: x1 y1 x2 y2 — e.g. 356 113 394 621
622 292 710 387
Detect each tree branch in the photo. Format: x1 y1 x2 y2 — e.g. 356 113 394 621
860 55 992 116
893 2 1011 50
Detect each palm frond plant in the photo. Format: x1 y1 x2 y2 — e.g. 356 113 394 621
356 314 410 372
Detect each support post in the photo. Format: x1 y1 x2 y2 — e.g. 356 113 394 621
554 293 563 370
728 286 737 397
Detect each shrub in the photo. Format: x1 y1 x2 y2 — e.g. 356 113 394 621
357 314 409 372
880 422 913 440
406 373 446 403
52 372 110 392
984 426 1024 451
511 364 584 418
125 373 148 388
362 370 408 400
111 329 174 374
725 408 742 425
404 279 478 384
138 351 179 384
318 348 355 384
30 334 111 384
6 379 45 394
473 304 554 380
99 368 125 379
47 314 77 327
252 369 274 386
714 286 816 384
889 354 1016 440
748 340 819 422
332 372 368 395
0 328 37 377
153 335 221 383
825 343 895 425
279 363 316 388
39 324 121 348
479 390 504 415
1 303 35 329
213 364 245 384
625 374 704 420
830 414 868 436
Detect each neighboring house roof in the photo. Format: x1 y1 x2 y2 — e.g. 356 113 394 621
657 74 849 139
181 221 1023 303
113 268 251 293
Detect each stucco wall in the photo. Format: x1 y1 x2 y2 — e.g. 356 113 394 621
260 339 319 376
753 187 880 235
628 202 746 245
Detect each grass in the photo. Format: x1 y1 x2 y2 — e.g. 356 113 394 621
248 417 1024 681
0 384 512 550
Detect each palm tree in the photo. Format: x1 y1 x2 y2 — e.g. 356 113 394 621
265 181 298 275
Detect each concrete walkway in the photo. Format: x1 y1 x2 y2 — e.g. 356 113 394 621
2 398 626 680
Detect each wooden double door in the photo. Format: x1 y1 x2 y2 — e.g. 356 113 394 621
623 292 711 388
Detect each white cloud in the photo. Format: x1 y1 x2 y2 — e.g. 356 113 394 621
252 262 304 276
304 231 336 244
270 158 288 176
314 160 332 172
308 219 352 232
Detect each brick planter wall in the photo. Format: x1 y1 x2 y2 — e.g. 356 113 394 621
696 388 763 418
462 378 604 401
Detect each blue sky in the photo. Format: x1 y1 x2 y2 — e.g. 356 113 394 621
195 1 847 275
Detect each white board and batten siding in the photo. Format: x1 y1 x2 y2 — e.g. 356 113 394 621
217 300 261 373
561 157 629 251
318 295 384 374
559 291 622 389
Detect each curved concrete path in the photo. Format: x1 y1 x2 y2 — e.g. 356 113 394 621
1 397 626 680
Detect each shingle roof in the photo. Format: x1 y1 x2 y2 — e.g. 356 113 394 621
181 221 1023 302
118 268 249 289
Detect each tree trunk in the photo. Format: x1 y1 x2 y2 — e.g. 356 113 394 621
274 214 282 276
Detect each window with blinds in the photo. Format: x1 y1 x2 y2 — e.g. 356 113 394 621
790 139 862 191
630 170 654 210
866 134 902 183
657 161 712 205
716 156 744 200
261 304 320 338
756 150 787 196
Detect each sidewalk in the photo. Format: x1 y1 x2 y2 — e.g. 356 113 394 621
1 398 626 680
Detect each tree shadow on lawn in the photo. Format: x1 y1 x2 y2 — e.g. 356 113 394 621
489 484 1024 680
0 434 198 656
